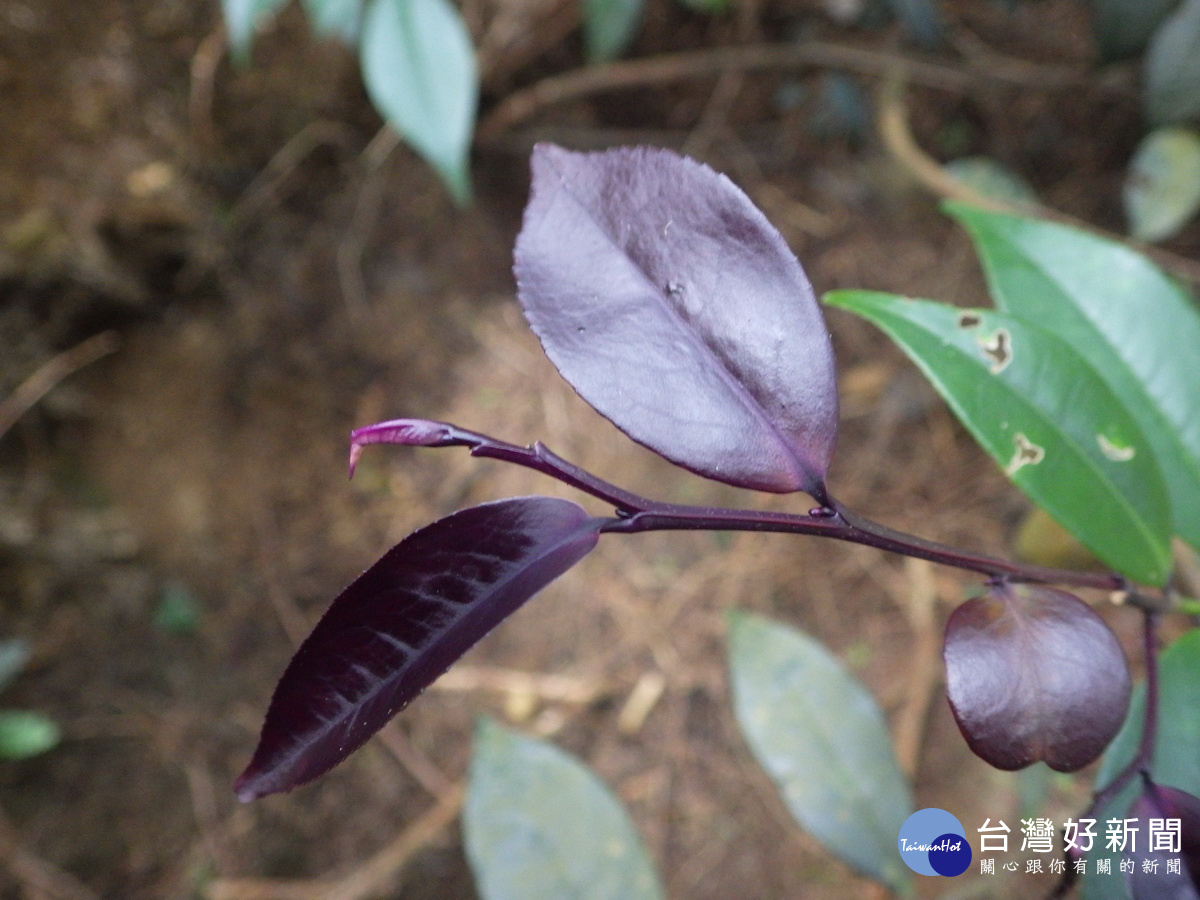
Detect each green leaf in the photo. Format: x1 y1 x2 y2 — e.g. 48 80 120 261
1090 0 1179 61
1082 629 1200 900
582 0 643 62
824 290 1171 585
727 611 912 892
154 581 201 635
1145 0 1200 126
300 0 361 41
464 717 664 900
946 203 1200 555
675 0 727 13
0 640 30 695
360 0 477 205
882 0 943 47
0 711 60 760
944 157 1039 206
1124 127 1200 242
222 0 291 65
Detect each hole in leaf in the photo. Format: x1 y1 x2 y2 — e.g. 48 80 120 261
1005 433 1045 476
978 328 1012 373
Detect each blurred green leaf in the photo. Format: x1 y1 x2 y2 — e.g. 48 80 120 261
1083 629 1200 900
1090 0 1180 61
222 0 291 65
675 0 727 12
0 711 60 760
944 157 1039 205
300 0 361 41
1124 127 1200 242
727 611 912 892
824 291 1171 585
809 73 871 143
946 203 1200 556
883 0 943 46
582 0 643 61
0 640 30 695
464 717 663 900
154 582 202 635
1017 763 1051 815
1145 0 1200 125
361 0 477 205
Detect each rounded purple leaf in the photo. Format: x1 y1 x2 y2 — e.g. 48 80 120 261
514 143 838 498
944 583 1131 772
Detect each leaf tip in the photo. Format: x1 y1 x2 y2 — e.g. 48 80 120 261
233 768 268 803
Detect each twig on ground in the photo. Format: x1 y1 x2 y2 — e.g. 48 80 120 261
228 122 358 229
477 0 578 85
876 72 1200 286
891 558 943 778
682 71 745 160
0 804 100 900
429 663 606 705
0 331 120 442
477 39 1103 144
206 785 465 900
189 27 226 153
322 784 464 900
337 127 401 320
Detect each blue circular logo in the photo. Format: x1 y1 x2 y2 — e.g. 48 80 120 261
898 808 972 877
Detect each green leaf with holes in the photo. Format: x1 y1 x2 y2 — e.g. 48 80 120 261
824 291 1170 585
946 203 1200 556
727 611 912 892
361 0 477 205
222 0 291 65
464 717 664 900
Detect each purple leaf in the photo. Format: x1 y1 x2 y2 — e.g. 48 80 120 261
943 583 1131 772
514 143 838 498
235 497 602 801
1127 782 1200 898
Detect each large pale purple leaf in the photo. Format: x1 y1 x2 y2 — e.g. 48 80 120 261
235 497 602 801
943 583 1130 772
514 143 838 498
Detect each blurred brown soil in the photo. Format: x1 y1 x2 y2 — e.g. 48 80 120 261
0 1 1184 898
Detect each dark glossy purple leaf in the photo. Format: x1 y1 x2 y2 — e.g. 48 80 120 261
1127 783 1200 898
943 583 1130 772
235 497 602 801
514 143 838 499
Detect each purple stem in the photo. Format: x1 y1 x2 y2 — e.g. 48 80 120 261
350 418 1129 591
